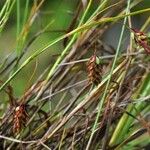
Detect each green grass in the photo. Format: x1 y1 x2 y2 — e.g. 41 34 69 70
0 0 150 149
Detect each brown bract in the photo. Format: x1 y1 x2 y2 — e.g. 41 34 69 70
13 105 28 133
86 54 102 85
132 28 150 53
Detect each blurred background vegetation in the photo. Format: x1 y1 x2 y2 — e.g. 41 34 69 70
0 0 78 95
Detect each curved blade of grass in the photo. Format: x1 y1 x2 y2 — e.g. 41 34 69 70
23 0 29 26
26 0 93 125
0 0 15 33
115 128 149 149
141 15 150 31
109 16 150 146
16 0 20 38
85 1 130 149
0 0 10 18
45 0 93 81
0 8 150 92
109 73 150 146
39 59 127 142
87 0 109 22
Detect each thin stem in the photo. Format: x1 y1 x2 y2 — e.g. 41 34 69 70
86 0 129 149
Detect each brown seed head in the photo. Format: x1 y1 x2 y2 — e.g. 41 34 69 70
86 54 102 85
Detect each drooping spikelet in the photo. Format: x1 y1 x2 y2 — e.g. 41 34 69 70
132 28 150 54
86 54 102 85
13 104 28 133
